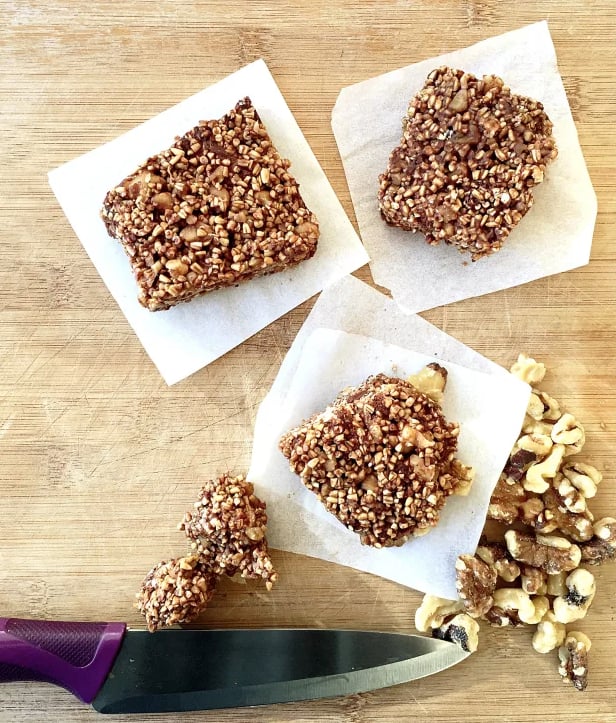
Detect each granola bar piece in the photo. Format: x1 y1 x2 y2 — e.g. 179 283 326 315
180 473 278 589
101 98 319 311
135 555 218 632
279 373 473 548
378 67 557 260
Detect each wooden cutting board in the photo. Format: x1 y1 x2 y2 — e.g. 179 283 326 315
1 1 615 721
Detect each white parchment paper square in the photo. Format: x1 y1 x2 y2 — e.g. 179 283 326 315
48 59 369 384
248 276 530 598
331 22 597 313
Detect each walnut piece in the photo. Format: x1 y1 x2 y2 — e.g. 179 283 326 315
414 595 465 632
455 554 497 617
581 517 616 565
533 486 594 543
486 588 536 627
180 473 277 589
558 632 591 691
135 555 218 632
552 568 596 624
476 538 520 582
510 354 547 385
532 610 566 654
432 613 479 653
562 461 602 499
487 478 527 524
523 444 565 493
520 565 547 596
505 530 581 574
406 363 448 404
279 372 473 548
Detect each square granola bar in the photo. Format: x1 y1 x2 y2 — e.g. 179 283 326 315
101 98 319 311
378 67 557 260
279 372 474 548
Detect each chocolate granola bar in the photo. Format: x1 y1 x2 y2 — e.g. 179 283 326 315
378 67 558 260
279 372 474 548
101 98 319 311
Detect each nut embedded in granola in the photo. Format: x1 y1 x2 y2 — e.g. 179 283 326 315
101 97 319 311
279 371 474 548
378 68 557 260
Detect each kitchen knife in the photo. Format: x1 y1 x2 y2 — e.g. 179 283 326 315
0 617 469 713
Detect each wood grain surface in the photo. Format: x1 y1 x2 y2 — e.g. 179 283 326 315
1 1 615 721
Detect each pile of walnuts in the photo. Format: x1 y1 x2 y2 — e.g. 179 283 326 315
415 355 614 691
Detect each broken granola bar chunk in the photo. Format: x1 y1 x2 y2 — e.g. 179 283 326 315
279 372 473 547
180 473 278 589
378 67 557 260
101 97 319 311
135 555 218 632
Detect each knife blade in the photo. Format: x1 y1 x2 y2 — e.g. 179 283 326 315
0 617 469 713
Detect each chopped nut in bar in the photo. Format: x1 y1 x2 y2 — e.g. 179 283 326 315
101 97 319 311
378 68 557 260
136 555 218 632
279 371 474 548
180 473 278 590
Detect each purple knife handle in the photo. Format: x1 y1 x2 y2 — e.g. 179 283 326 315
0 617 126 703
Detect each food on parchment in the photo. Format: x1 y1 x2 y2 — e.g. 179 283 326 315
102 98 319 311
279 366 474 548
378 67 557 260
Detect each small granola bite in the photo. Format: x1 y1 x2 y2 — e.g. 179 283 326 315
101 97 319 311
279 372 474 548
180 473 278 589
136 555 218 632
378 67 557 260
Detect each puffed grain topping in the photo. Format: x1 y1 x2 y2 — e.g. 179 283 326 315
279 372 473 547
101 97 319 311
135 555 218 632
180 473 278 589
378 67 557 260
